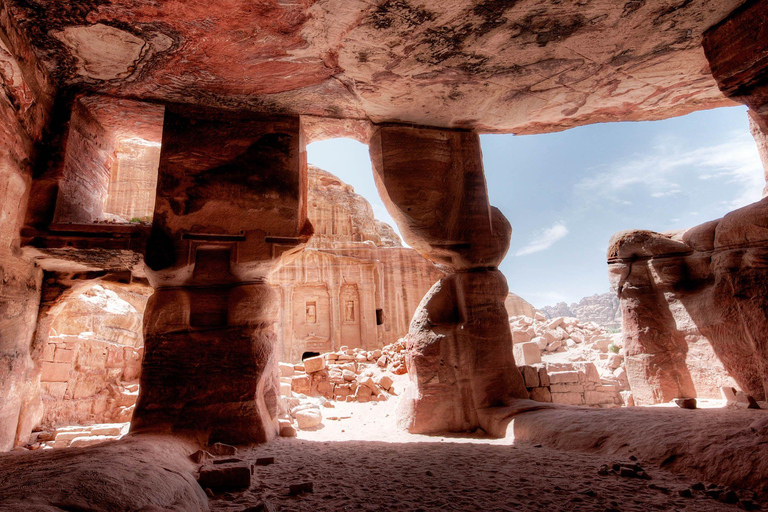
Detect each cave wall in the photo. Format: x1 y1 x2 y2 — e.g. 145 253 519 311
0 2 54 450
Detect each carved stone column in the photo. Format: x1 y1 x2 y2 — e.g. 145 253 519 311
131 108 310 444
369 124 528 436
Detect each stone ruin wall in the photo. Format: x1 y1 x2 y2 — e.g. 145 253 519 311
38 280 151 428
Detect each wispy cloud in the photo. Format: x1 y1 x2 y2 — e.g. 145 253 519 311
515 222 569 256
576 132 763 209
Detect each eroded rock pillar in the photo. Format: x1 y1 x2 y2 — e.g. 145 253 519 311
369 124 527 436
131 109 310 444
607 231 697 404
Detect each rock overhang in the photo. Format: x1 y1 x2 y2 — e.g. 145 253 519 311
7 0 747 137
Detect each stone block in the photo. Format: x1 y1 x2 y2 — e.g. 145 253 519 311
538 366 550 387
333 383 352 397
291 375 311 395
43 343 56 361
573 362 601 383
529 387 551 403
69 435 118 448
198 464 252 492
41 362 70 382
518 365 540 388
303 355 326 374
550 383 584 393
53 348 75 364
355 384 373 403
209 443 237 456
375 374 394 391
295 408 322 429
550 391 584 405
54 430 90 443
278 363 294 378
280 382 292 397
310 371 332 398
279 420 297 438
513 342 542 365
41 381 68 399
548 370 580 384
89 424 123 437
584 391 618 405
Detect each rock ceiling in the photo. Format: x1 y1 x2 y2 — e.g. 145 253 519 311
10 0 746 134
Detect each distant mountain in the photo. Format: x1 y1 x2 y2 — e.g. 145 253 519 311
540 292 622 330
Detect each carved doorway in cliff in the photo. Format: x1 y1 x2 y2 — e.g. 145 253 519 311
340 284 362 348
291 285 332 359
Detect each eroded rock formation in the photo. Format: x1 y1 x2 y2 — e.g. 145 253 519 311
0 3 53 452
370 124 528 435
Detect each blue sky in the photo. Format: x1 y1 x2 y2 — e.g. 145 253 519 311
306 106 764 308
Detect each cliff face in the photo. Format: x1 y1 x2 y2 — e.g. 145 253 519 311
541 293 622 330
269 166 445 362
307 166 402 248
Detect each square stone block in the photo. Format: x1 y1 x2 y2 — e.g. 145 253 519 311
513 342 541 366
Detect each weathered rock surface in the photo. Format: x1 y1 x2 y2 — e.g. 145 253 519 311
0 2 52 451
504 292 537 318
609 198 768 404
370 124 528 435
7 0 741 136
0 434 209 511
540 292 622 330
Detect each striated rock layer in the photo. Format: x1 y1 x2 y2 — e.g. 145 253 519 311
5 0 741 136
0 2 53 451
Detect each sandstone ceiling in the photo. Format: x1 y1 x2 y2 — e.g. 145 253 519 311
9 0 745 134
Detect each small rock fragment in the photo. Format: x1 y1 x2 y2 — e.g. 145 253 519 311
209 442 237 456
288 482 314 496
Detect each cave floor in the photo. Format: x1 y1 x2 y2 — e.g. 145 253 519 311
208 399 766 512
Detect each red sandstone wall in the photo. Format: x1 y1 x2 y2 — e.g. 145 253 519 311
0 3 54 450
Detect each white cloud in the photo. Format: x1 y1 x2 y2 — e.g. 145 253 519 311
515 222 569 256
576 132 763 209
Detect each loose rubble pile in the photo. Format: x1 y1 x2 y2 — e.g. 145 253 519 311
510 312 631 407
278 342 405 432
28 423 129 450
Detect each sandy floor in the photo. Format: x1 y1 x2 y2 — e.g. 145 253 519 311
208 396 764 512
